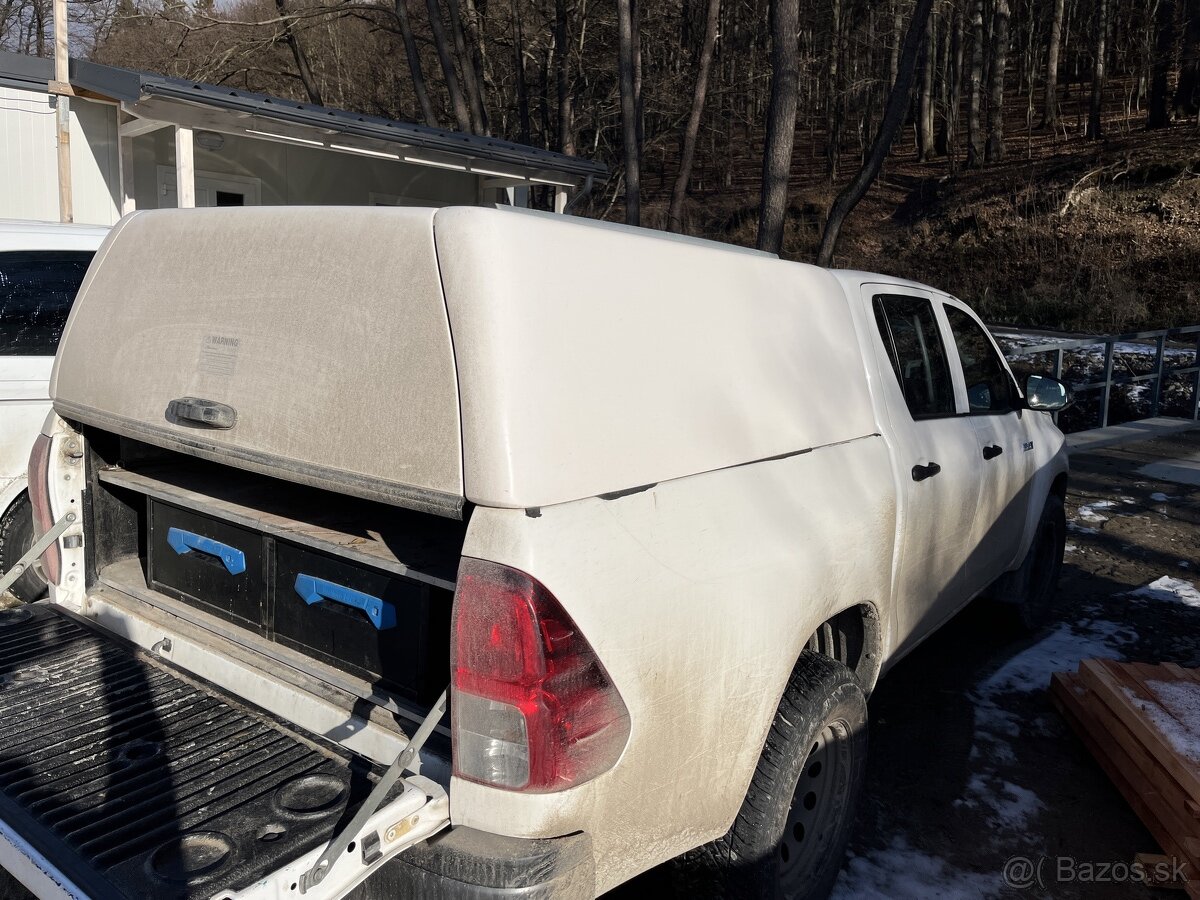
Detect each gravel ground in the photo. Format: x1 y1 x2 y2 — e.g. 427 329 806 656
2 430 1199 899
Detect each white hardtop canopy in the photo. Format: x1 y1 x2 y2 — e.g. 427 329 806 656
53 207 880 516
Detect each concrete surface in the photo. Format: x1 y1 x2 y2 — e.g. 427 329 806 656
1064 416 1200 453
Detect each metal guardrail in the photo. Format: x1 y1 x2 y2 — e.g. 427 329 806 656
994 325 1200 429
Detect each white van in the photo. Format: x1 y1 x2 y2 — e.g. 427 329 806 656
0 219 108 600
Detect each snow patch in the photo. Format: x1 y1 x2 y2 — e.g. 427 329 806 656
1150 492 1172 502
832 838 1001 899
966 776 1044 830
977 620 1134 697
1076 500 1116 523
1065 543 1078 553
1067 522 1099 535
1143 680 1200 763
1130 576 1200 609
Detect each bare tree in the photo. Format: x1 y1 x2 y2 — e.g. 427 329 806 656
985 0 1010 161
445 0 486 133
817 0 936 264
757 0 800 254
1148 0 1177 127
1042 0 1065 127
554 0 573 153
617 0 641 225
426 0 472 132
394 0 437 127
668 0 721 232
1087 0 1108 137
1174 0 1200 116
917 8 936 160
966 0 985 165
274 0 322 104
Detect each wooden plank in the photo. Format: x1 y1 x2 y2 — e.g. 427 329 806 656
1136 853 1189 891
1050 674 1200 891
1078 660 1200 806
1075 675 1200 848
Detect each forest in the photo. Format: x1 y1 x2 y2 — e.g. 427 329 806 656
2 0 1198 330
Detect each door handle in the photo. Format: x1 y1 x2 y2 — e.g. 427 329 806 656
166 527 246 575
294 574 397 630
982 444 1004 460
911 462 942 482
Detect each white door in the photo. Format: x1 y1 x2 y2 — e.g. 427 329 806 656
866 290 988 652
941 301 1032 576
157 168 261 208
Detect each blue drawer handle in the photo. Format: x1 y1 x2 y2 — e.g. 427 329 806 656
166 527 246 575
294 574 396 630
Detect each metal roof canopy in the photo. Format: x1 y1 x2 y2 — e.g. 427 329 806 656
0 50 606 185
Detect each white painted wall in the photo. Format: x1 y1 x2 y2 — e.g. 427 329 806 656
133 128 482 209
0 86 121 226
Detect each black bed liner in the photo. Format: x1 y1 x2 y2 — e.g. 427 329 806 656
0 603 393 899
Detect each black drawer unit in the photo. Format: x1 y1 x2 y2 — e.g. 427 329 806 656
273 542 451 704
147 501 266 631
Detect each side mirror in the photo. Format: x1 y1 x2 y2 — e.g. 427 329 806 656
1025 374 1073 412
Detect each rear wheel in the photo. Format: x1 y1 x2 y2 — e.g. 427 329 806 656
993 494 1066 631
677 652 868 900
0 494 48 602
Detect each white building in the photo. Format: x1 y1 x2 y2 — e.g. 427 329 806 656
0 50 605 226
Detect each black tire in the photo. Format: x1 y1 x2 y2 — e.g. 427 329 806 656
676 652 868 900
996 493 1066 631
0 494 49 603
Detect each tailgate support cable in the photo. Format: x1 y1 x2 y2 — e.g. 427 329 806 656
0 513 76 596
300 687 449 892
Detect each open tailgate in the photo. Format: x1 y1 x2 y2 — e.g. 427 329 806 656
0 604 448 900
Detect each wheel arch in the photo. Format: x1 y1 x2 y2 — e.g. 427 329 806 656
802 602 884 696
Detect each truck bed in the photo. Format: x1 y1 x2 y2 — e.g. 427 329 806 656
0 603 430 899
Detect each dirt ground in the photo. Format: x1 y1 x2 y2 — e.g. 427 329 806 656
2 430 1199 899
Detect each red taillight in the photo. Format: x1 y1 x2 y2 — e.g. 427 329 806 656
26 433 61 585
451 558 630 792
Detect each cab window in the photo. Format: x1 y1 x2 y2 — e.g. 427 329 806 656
873 295 956 419
944 305 1017 413
0 251 94 356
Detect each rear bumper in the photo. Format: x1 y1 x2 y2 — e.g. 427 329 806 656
348 827 595 900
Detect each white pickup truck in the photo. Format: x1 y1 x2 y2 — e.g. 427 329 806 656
2 206 1070 900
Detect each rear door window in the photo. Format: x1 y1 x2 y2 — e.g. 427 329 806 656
873 294 956 419
0 251 94 356
943 305 1017 413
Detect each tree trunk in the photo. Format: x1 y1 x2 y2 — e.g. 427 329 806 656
1174 0 1199 115
446 0 487 133
668 0 721 232
985 0 1010 162
426 0 472 132
817 0 936 265
617 0 641 225
1087 0 1108 137
274 0 324 105
917 8 936 160
890 2 902 87
512 7 531 145
757 0 801 254
395 0 437 127
966 0 985 165
1149 0 1177 127
827 0 842 180
938 0 964 157
555 0 574 153
1043 0 1065 126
